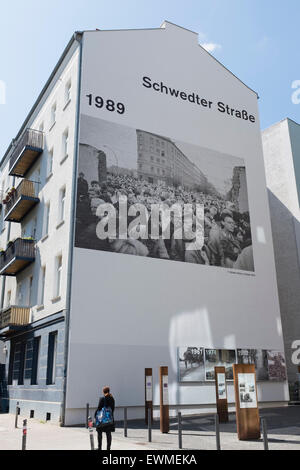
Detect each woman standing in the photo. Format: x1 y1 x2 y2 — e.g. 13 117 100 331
95 386 115 451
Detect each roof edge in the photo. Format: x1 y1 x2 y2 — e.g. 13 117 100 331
1 31 83 168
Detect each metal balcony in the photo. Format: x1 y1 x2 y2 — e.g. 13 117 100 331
9 128 44 177
0 305 30 337
0 238 35 276
4 180 40 223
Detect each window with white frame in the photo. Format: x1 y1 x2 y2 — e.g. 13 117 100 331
62 129 69 159
38 266 46 306
65 80 71 104
17 281 24 306
0 180 4 231
58 187 66 223
28 276 34 306
43 202 50 237
47 148 53 177
54 254 62 298
50 102 56 127
31 216 37 240
6 290 11 307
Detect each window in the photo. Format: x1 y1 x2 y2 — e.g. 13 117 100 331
65 80 71 104
47 148 53 177
6 290 11 307
62 129 69 158
54 255 62 298
31 216 37 239
43 202 50 237
50 103 56 127
18 342 26 385
46 332 58 385
28 276 34 306
38 266 46 306
58 187 66 223
17 282 24 306
31 337 40 385
10 343 20 385
39 122 44 133
0 181 5 231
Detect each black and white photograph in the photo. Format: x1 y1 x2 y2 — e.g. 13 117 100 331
75 115 254 271
237 348 270 381
178 347 205 382
204 349 236 381
267 351 287 381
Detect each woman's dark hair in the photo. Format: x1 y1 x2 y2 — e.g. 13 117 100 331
103 386 110 395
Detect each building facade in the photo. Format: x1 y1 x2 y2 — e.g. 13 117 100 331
262 118 300 397
0 35 80 419
0 23 289 425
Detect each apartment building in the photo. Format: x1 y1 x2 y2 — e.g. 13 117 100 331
0 22 289 425
262 118 300 397
0 34 80 420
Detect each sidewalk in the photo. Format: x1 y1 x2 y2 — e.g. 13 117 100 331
0 406 300 450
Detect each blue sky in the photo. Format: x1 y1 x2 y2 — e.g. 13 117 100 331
0 0 299 158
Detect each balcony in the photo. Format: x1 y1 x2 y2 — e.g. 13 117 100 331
0 238 35 276
3 180 40 223
9 128 44 177
0 305 30 337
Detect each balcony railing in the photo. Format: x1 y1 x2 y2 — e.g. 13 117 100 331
0 238 35 276
4 180 40 223
0 306 30 335
9 128 44 177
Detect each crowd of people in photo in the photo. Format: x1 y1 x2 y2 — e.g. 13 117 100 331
76 170 254 271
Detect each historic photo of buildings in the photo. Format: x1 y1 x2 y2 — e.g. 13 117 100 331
75 115 254 271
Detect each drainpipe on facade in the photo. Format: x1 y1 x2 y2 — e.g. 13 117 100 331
60 31 83 426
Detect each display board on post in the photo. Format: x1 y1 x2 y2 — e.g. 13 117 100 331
145 368 153 425
233 364 260 440
159 366 169 433
214 366 229 423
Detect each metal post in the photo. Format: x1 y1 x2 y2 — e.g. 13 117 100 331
15 402 20 428
124 407 128 437
86 403 89 429
148 407 152 442
215 413 221 450
88 416 95 451
178 411 182 449
261 418 269 450
22 419 27 450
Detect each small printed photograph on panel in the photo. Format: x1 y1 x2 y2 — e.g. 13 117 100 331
178 347 205 382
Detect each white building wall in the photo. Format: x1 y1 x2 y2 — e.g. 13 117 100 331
262 118 300 384
65 23 288 425
0 43 80 321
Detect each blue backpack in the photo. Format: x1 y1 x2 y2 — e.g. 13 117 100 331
95 397 113 428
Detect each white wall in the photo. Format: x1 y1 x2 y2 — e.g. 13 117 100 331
65 23 287 424
262 119 300 383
